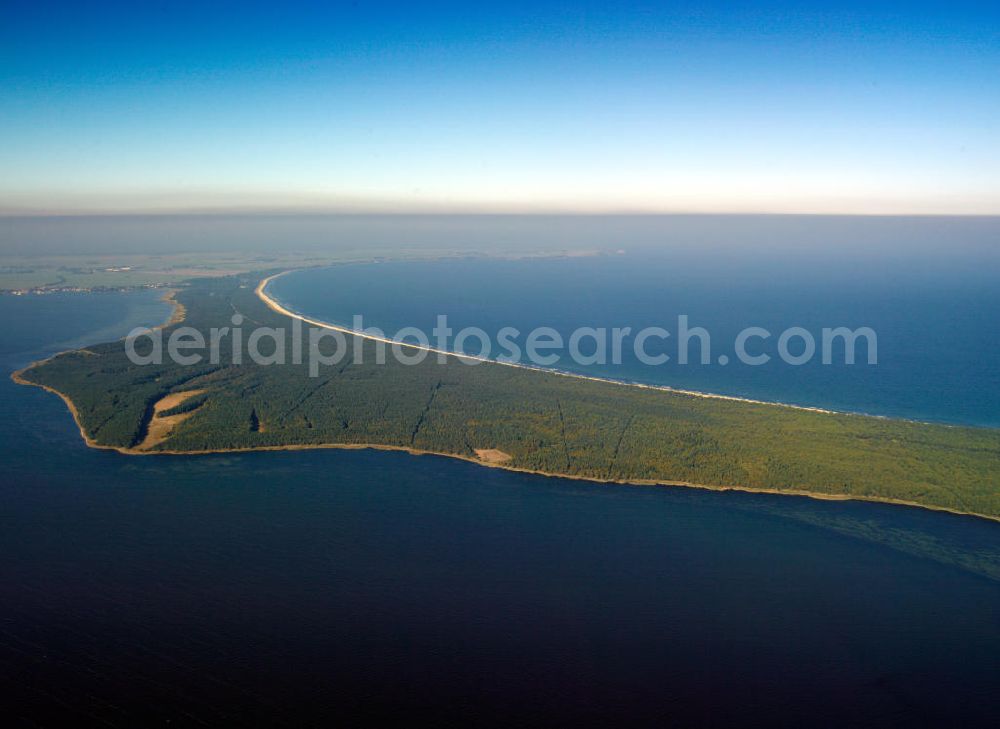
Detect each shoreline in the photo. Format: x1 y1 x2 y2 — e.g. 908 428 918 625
9 286 185 449
13 378 1000 527
161 288 185 327
10 270 1000 525
257 271 938 424
8 385 1000 524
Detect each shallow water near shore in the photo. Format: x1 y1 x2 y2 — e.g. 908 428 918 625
2 290 999 725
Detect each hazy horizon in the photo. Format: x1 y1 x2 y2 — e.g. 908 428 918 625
3 212 999 259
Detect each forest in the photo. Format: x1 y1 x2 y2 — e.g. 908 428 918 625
16 271 1000 519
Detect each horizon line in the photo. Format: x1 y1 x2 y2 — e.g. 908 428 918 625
3 206 1000 220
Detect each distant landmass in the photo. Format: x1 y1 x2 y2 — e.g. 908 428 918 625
13 270 1000 521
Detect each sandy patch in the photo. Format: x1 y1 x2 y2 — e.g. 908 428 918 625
138 389 205 450
475 448 512 463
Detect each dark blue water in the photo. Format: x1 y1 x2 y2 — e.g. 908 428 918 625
2 291 1000 726
271 247 1000 426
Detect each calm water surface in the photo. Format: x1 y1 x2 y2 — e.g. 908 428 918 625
1 290 999 726
271 248 1000 426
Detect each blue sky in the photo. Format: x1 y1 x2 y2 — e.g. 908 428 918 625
1 1 998 214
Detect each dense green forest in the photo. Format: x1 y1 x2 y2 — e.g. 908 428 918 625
16 272 1000 519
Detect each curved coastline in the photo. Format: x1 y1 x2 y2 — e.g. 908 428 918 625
257 270 899 422
10 272 1000 524
10 287 184 453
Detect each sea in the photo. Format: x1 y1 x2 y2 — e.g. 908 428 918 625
2 226 1000 724
268 244 1000 427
